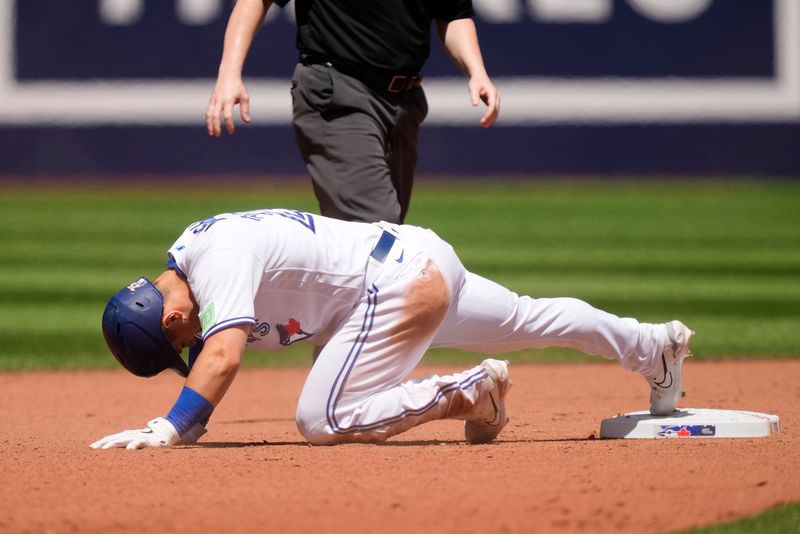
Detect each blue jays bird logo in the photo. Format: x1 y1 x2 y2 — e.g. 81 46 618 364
656 425 716 438
277 318 313 346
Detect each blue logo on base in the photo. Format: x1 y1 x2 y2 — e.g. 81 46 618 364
657 425 716 438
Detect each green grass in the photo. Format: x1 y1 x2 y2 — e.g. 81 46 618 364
1 179 798 533
1 179 798 371
676 502 800 534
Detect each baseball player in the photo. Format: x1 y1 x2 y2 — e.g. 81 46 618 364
90 209 694 449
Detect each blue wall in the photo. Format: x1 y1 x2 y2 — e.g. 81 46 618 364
1 0 798 175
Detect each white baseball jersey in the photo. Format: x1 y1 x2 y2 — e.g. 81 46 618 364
167 209 385 349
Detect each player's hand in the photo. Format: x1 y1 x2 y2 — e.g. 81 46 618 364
468 75 501 128
90 417 181 450
180 422 208 445
206 73 251 137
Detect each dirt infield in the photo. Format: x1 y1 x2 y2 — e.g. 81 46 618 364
1 360 798 534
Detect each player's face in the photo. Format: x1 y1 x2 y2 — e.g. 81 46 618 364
163 313 201 354
169 328 199 354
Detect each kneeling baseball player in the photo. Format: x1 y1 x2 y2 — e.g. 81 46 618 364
91 209 694 449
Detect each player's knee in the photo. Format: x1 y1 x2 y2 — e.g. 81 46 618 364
295 406 337 446
296 406 391 445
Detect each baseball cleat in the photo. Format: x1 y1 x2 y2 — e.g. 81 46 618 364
646 320 695 416
464 358 512 444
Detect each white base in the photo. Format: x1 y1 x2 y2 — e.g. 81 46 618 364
600 408 781 439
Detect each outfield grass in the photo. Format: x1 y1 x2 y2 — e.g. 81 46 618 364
1 179 798 533
1 179 798 370
675 502 800 534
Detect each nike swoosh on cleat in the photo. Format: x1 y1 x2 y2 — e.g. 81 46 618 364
486 391 502 427
653 353 673 389
395 249 404 263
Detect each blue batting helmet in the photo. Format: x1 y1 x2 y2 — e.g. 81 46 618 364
101 277 189 378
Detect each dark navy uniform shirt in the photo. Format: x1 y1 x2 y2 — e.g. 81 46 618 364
275 0 474 74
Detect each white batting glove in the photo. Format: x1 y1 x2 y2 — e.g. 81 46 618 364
90 417 181 450
180 422 208 445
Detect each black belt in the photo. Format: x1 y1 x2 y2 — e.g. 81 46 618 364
370 231 397 263
301 55 423 94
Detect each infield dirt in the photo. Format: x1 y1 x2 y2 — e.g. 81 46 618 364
1 360 798 534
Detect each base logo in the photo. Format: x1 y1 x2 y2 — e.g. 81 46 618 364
657 425 716 438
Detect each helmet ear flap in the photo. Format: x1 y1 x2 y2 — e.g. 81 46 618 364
101 277 188 378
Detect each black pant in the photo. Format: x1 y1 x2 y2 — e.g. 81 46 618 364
290 62 428 224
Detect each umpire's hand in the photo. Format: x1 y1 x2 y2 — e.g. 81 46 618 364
206 73 252 137
469 74 501 128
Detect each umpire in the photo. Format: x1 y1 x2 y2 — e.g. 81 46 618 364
206 0 501 224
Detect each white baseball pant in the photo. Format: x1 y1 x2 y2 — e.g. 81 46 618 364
295 224 670 444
